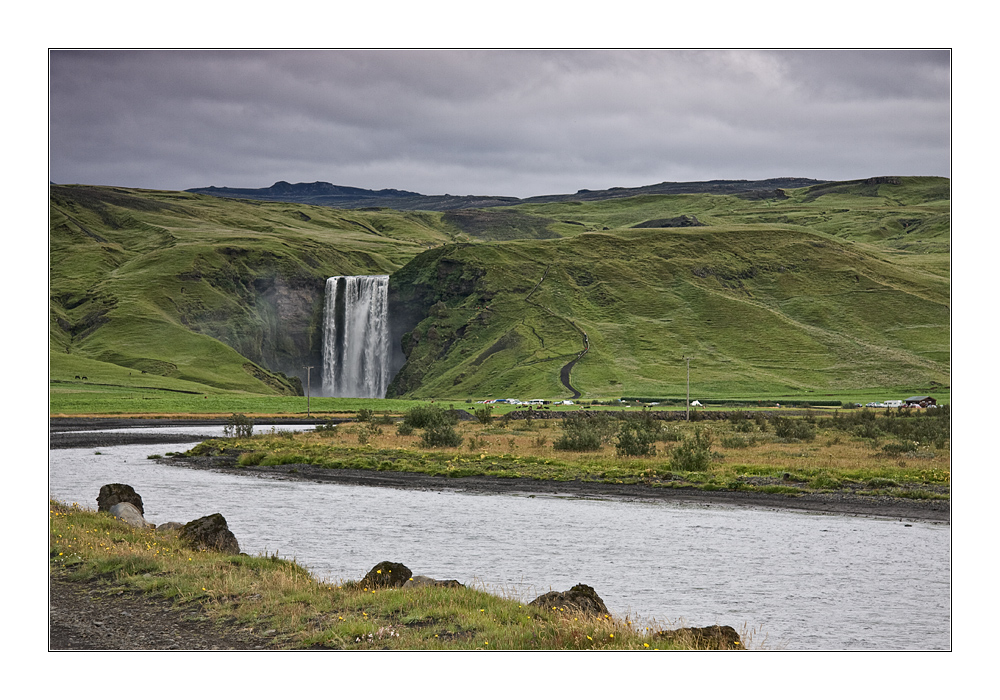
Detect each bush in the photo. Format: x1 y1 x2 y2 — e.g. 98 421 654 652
396 423 414 436
420 423 463 448
770 416 816 441
616 423 657 457
357 408 375 423
553 413 615 452
403 405 456 429
357 424 382 445
670 428 714 471
223 413 254 438
474 405 494 426
721 435 757 449
881 441 919 456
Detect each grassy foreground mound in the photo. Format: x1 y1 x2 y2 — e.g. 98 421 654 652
49 500 723 650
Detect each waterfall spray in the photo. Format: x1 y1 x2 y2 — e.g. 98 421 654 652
322 275 390 398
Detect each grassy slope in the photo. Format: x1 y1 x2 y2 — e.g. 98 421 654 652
50 186 455 395
50 177 949 406
393 178 949 400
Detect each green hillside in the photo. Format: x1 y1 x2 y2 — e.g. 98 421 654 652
49 186 455 396
49 177 949 405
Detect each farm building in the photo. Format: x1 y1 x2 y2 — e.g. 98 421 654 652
905 396 937 407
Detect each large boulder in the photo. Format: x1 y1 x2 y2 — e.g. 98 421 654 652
529 584 609 617
108 502 153 529
658 625 743 650
402 575 464 589
179 514 241 555
97 483 144 515
359 561 412 589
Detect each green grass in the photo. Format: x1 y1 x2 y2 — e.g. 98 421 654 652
388 225 948 399
50 500 717 649
50 178 949 402
184 410 950 500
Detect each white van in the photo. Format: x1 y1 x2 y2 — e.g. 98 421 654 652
884 400 904 408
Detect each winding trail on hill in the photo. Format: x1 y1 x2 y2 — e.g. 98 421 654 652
522 264 590 399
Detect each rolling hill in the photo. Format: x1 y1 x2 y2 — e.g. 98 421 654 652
49 177 949 402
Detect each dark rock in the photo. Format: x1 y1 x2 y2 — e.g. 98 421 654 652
658 624 743 649
156 522 184 531
359 561 412 589
179 514 240 555
97 484 145 515
529 584 609 617
402 575 464 589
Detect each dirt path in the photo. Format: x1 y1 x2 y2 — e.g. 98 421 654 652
49 578 278 650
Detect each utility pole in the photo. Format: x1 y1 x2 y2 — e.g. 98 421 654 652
686 357 691 421
303 366 314 418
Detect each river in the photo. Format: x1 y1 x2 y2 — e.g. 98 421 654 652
48 427 951 650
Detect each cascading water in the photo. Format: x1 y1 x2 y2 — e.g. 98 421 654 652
322 275 391 398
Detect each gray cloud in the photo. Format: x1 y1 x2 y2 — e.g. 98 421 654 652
49 49 950 197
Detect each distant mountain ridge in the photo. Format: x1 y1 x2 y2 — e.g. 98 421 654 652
186 177 828 211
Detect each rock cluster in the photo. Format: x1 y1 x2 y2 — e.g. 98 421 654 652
97 483 145 515
96 484 241 554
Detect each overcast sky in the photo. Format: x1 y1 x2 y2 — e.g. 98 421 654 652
48 49 950 198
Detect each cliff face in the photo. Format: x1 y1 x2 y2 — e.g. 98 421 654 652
385 246 487 398
252 275 325 392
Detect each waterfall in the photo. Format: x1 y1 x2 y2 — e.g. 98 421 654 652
322 275 391 398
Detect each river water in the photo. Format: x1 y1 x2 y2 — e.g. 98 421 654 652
48 428 951 650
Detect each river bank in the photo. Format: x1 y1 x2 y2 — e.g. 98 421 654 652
167 452 949 524
50 416 950 525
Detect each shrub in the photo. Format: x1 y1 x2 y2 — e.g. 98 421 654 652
553 413 614 452
223 413 254 438
615 423 657 457
372 412 394 426
474 405 494 426
357 408 375 423
420 423 463 448
771 416 816 441
403 405 456 429
881 441 920 456
357 424 382 445
396 423 414 437
670 428 714 471
720 435 757 449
